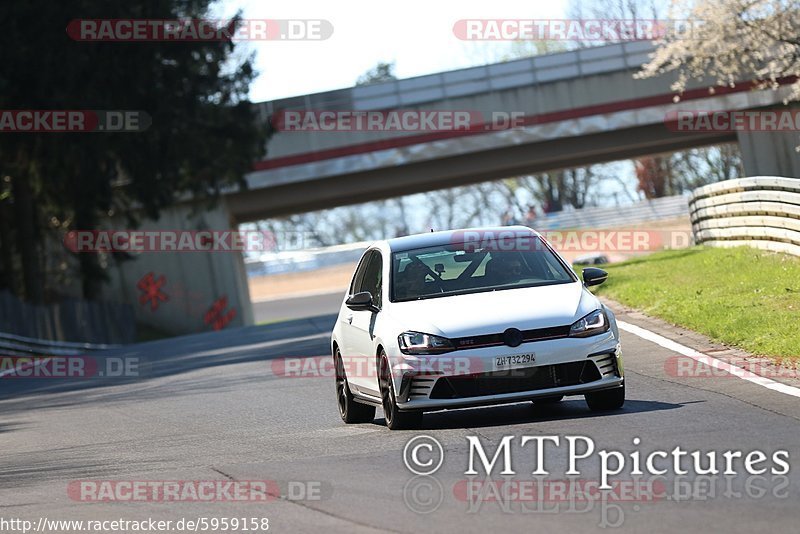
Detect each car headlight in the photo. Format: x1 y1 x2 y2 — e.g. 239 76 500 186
398 331 455 355
569 309 609 338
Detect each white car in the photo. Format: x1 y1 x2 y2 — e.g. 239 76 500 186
330 226 624 429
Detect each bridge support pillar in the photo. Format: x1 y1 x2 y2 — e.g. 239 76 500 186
737 129 800 178
100 199 254 336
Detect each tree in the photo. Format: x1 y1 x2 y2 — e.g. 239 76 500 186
568 0 666 47
566 0 748 192
635 155 675 198
423 183 502 230
670 144 744 190
356 62 397 85
0 1 268 300
637 0 800 107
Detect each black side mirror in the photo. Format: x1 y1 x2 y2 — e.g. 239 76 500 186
582 267 608 287
346 291 376 311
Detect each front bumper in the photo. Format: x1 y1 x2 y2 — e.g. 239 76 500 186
392 331 622 412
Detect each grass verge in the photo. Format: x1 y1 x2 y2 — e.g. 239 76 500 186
586 246 800 359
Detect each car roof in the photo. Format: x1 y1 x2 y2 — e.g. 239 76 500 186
384 225 541 253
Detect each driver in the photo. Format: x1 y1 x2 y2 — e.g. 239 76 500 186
484 252 525 285
396 261 430 299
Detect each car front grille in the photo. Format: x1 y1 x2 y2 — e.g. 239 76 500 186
451 325 570 350
428 360 602 399
593 352 618 378
451 325 571 350
408 376 437 399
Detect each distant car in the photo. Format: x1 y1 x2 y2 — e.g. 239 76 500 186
330 226 624 429
574 253 610 266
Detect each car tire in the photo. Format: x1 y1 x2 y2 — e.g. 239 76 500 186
378 351 422 430
532 395 564 404
335 348 375 424
585 384 625 411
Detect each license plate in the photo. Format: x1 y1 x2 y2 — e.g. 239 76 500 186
495 353 535 368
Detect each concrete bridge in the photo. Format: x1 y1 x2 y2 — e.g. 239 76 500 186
100 42 800 336
228 41 799 221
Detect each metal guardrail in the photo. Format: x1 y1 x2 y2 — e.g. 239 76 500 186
0 291 135 346
245 241 368 277
689 176 800 256
245 196 693 277
534 194 690 231
0 331 119 357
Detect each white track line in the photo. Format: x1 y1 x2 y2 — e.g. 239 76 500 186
617 320 800 398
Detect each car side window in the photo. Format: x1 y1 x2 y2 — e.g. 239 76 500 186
359 251 383 308
349 251 373 296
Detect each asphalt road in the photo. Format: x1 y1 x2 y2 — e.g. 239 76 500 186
2 298 800 533
252 291 344 324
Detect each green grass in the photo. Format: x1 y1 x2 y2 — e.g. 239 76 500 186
585 246 800 359
257 318 288 326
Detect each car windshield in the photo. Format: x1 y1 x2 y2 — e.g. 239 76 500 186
391 237 575 301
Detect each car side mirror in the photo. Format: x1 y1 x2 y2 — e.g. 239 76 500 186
346 291 377 311
582 267 608 287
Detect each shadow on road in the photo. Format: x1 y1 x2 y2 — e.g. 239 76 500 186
375 398 687 430
0 313 337 408
0 421 27 434
0 451 125 488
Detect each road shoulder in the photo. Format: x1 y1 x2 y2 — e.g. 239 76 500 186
602 296 800 391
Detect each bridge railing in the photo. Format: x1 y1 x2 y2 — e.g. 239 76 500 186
689 176 800 257
258 41 656 115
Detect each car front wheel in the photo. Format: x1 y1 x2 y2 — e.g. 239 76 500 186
335 348 375 423
378 351 422 430
585 384 625 411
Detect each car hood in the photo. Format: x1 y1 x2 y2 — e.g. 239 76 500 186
387 281 598 338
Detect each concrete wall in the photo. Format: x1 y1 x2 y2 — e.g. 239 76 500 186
100 199 253 336
689 176 800 257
